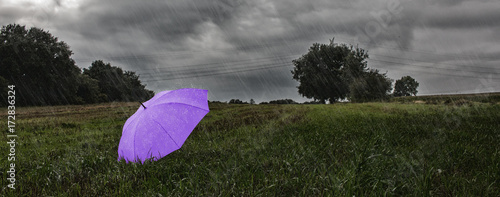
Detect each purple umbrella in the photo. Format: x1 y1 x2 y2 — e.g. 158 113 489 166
118 88 209 163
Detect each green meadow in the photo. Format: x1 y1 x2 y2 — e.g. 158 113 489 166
1 102 499 196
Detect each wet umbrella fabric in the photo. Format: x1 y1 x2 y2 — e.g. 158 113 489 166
118 88 209 163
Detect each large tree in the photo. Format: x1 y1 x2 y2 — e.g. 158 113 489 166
291 39 372 103
75 74 105 104
393 76 419 97
83 60 154 102
0 24 82 106
349 69 393 102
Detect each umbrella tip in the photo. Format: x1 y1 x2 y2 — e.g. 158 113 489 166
139 101 147 109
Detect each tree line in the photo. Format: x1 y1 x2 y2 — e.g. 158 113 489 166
1 24 418 106
0 24 153 106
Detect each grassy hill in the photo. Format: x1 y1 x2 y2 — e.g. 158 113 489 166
1 102 499 196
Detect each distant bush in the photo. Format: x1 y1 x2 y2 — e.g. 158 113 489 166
208 100 227 104
229 99 248 104
269 99 297 104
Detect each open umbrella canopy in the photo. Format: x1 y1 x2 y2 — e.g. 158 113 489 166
118 88 209 163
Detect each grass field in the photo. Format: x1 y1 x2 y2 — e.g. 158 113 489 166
1 102 499 196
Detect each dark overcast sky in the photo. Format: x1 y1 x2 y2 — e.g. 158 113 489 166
1 0 499 103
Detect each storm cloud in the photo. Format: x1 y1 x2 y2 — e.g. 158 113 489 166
1 0 498 102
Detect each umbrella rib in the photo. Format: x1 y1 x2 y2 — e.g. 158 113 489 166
148 103 208 149
151 118 181 149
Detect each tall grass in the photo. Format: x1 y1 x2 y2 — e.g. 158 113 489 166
1 102 498 196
